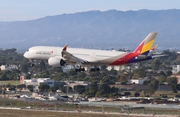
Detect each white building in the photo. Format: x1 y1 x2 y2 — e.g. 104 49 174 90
107 65 131 71
172 65 180 74
0 64 19 71
23 78 54 91
128 79 145 85
68 81 90 90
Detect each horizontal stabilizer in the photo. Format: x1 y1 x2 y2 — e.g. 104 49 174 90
152 54 167 58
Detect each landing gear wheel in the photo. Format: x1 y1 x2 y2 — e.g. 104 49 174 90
89 67 100 72
75 67 85 72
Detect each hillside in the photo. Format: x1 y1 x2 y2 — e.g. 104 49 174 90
0 9 180 51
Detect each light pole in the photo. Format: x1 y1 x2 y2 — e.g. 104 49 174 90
2 76 3 96
66 78 69 96
16 76 19 86
102 105 104 114
158 82 161 95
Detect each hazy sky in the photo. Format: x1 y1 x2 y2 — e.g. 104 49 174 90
0 0 180 21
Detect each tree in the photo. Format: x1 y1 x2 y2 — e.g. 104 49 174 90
165 70 172 77
162 50 177 62
52 72 68 81
16 84 26 91
97 83 111 97
175 95 180 98
148 79 159 92
143 80 151 85
134 92 140 97
118 73 129 84
101 76 109 84
38 84 50 92
166 77 178 93
151 58 161 71
175 56 180 64
20 62 29 73
176 84 180 91
124 92 131 97
101 76 117 84
9 85 16 91
39 60 46 71
36 70 50 78
50 86 59 93
100 65 107 71
157 75 167 84
5 83 12 88
61 86 72 93
84 81 98 97
108 68 117 76
158 71 166 77
74 85 86 94
77 72 86 80
27 85 34 92
67 70 77 76
49 67 63 74
132 68 146 79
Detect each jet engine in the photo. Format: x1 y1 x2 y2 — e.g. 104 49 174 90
48 57 66 67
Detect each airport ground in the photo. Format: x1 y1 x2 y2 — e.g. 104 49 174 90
0 98 180 117
0 108 179 117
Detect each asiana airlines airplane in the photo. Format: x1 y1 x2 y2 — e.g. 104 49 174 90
24 32 162 72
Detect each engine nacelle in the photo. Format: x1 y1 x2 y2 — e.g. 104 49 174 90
48 57 66 67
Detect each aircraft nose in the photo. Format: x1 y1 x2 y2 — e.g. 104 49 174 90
23 52 29 58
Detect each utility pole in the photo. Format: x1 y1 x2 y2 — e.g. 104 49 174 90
66 78 69 96
158 82 161 95
2 77 3 96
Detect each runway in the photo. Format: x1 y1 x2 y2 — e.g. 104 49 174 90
78 101 180 109
0 106 178 117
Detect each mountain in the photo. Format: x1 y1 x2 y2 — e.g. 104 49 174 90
0 9 180 51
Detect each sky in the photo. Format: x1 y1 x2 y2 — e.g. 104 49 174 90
0 0 180 21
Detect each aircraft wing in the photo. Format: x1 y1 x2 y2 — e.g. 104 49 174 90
61 45 89 64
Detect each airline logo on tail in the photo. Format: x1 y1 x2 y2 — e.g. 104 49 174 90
133 32 157 55
110 32 157 65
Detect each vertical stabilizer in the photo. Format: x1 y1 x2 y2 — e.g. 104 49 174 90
133 32 157 55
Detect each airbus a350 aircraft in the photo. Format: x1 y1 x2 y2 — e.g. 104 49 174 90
24 32 161 72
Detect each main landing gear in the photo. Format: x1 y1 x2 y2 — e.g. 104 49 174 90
75 67 85 72
89 67 100 72
74 64 85 72
29 59 35 67
74 66 100 72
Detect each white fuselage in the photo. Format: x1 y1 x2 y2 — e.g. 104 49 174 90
24 46 128 66
23 32 158 68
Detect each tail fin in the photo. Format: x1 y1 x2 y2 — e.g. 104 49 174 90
133 32 157 55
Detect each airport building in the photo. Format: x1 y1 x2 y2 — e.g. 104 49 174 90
20 76 54 91
68 81 90 90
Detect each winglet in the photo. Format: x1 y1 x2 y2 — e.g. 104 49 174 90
63 45 69 51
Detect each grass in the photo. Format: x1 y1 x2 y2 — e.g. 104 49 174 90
120 90 180 98
1 80 19 86
153 91 180 98
0 109 145 117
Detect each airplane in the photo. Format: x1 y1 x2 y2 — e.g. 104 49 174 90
24 32 161 72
